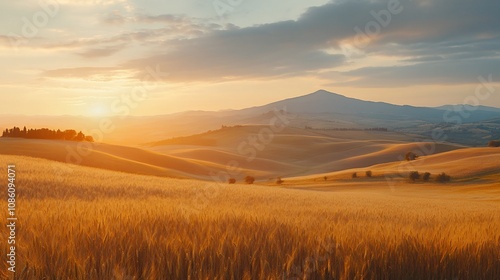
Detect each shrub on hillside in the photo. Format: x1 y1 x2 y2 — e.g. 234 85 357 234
422 172 431 182
488 140 500 147
405 152 419 161
276 177 284 185
228 178 236 184
352 172 357 179
435 173 451 183
366 171 373 178
409 171 420 182
244 176 255 184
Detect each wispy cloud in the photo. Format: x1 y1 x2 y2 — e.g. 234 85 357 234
42 67 134 82
76 44 125 58
325 58 500 88
55 0 129 6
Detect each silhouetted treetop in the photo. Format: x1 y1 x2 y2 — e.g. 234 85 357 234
2 126 94 142
488 140 500 147
405 152 419 161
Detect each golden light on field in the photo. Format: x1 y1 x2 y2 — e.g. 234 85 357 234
1 155 499 279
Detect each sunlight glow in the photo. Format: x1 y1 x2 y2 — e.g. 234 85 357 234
87 103 111 117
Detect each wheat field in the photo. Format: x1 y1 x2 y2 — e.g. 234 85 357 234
1 155 499 279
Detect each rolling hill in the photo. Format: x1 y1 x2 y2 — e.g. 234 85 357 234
0 138 214 179
4 123 471 180
282 147 500 194
0 124 469 181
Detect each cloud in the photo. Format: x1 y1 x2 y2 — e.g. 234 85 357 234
4 11 214 55
42 67 133 81
123 17 348 81
136 14 195 24
55 0 128 5
326 58 500 87
101 10 129 24
29 0 500 85
77 44 125 58
0 35 16 47
117 0 500 83
102 11 199 25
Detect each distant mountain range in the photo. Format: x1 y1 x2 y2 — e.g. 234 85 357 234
435 104 500 113
0 90 498 146
241 90 499 124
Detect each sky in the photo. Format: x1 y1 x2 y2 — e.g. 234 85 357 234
0 0 499 116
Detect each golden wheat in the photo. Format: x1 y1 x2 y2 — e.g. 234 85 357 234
0 155 499 279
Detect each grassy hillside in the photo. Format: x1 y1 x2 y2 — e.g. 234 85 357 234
0 126 465 181
147 125 465 178
285 147 500 183
0 138 212 179
1 155 499 279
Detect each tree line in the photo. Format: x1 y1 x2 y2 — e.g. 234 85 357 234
488 140 500 147
2 126 94 142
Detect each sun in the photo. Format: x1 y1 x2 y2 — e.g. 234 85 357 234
87 103 111 117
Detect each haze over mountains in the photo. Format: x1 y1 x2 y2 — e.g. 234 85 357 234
0 90 498 146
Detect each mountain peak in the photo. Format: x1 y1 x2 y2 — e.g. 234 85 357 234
311 89 335 95
313 89 331 94
309 89 348 99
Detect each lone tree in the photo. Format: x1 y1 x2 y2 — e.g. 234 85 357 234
488 140 500 147
405 152 419 161
228 178 236 184
352 172 357 179
276 177 284 185
244 176 255 184
409 171 420 182
366 171 373 178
